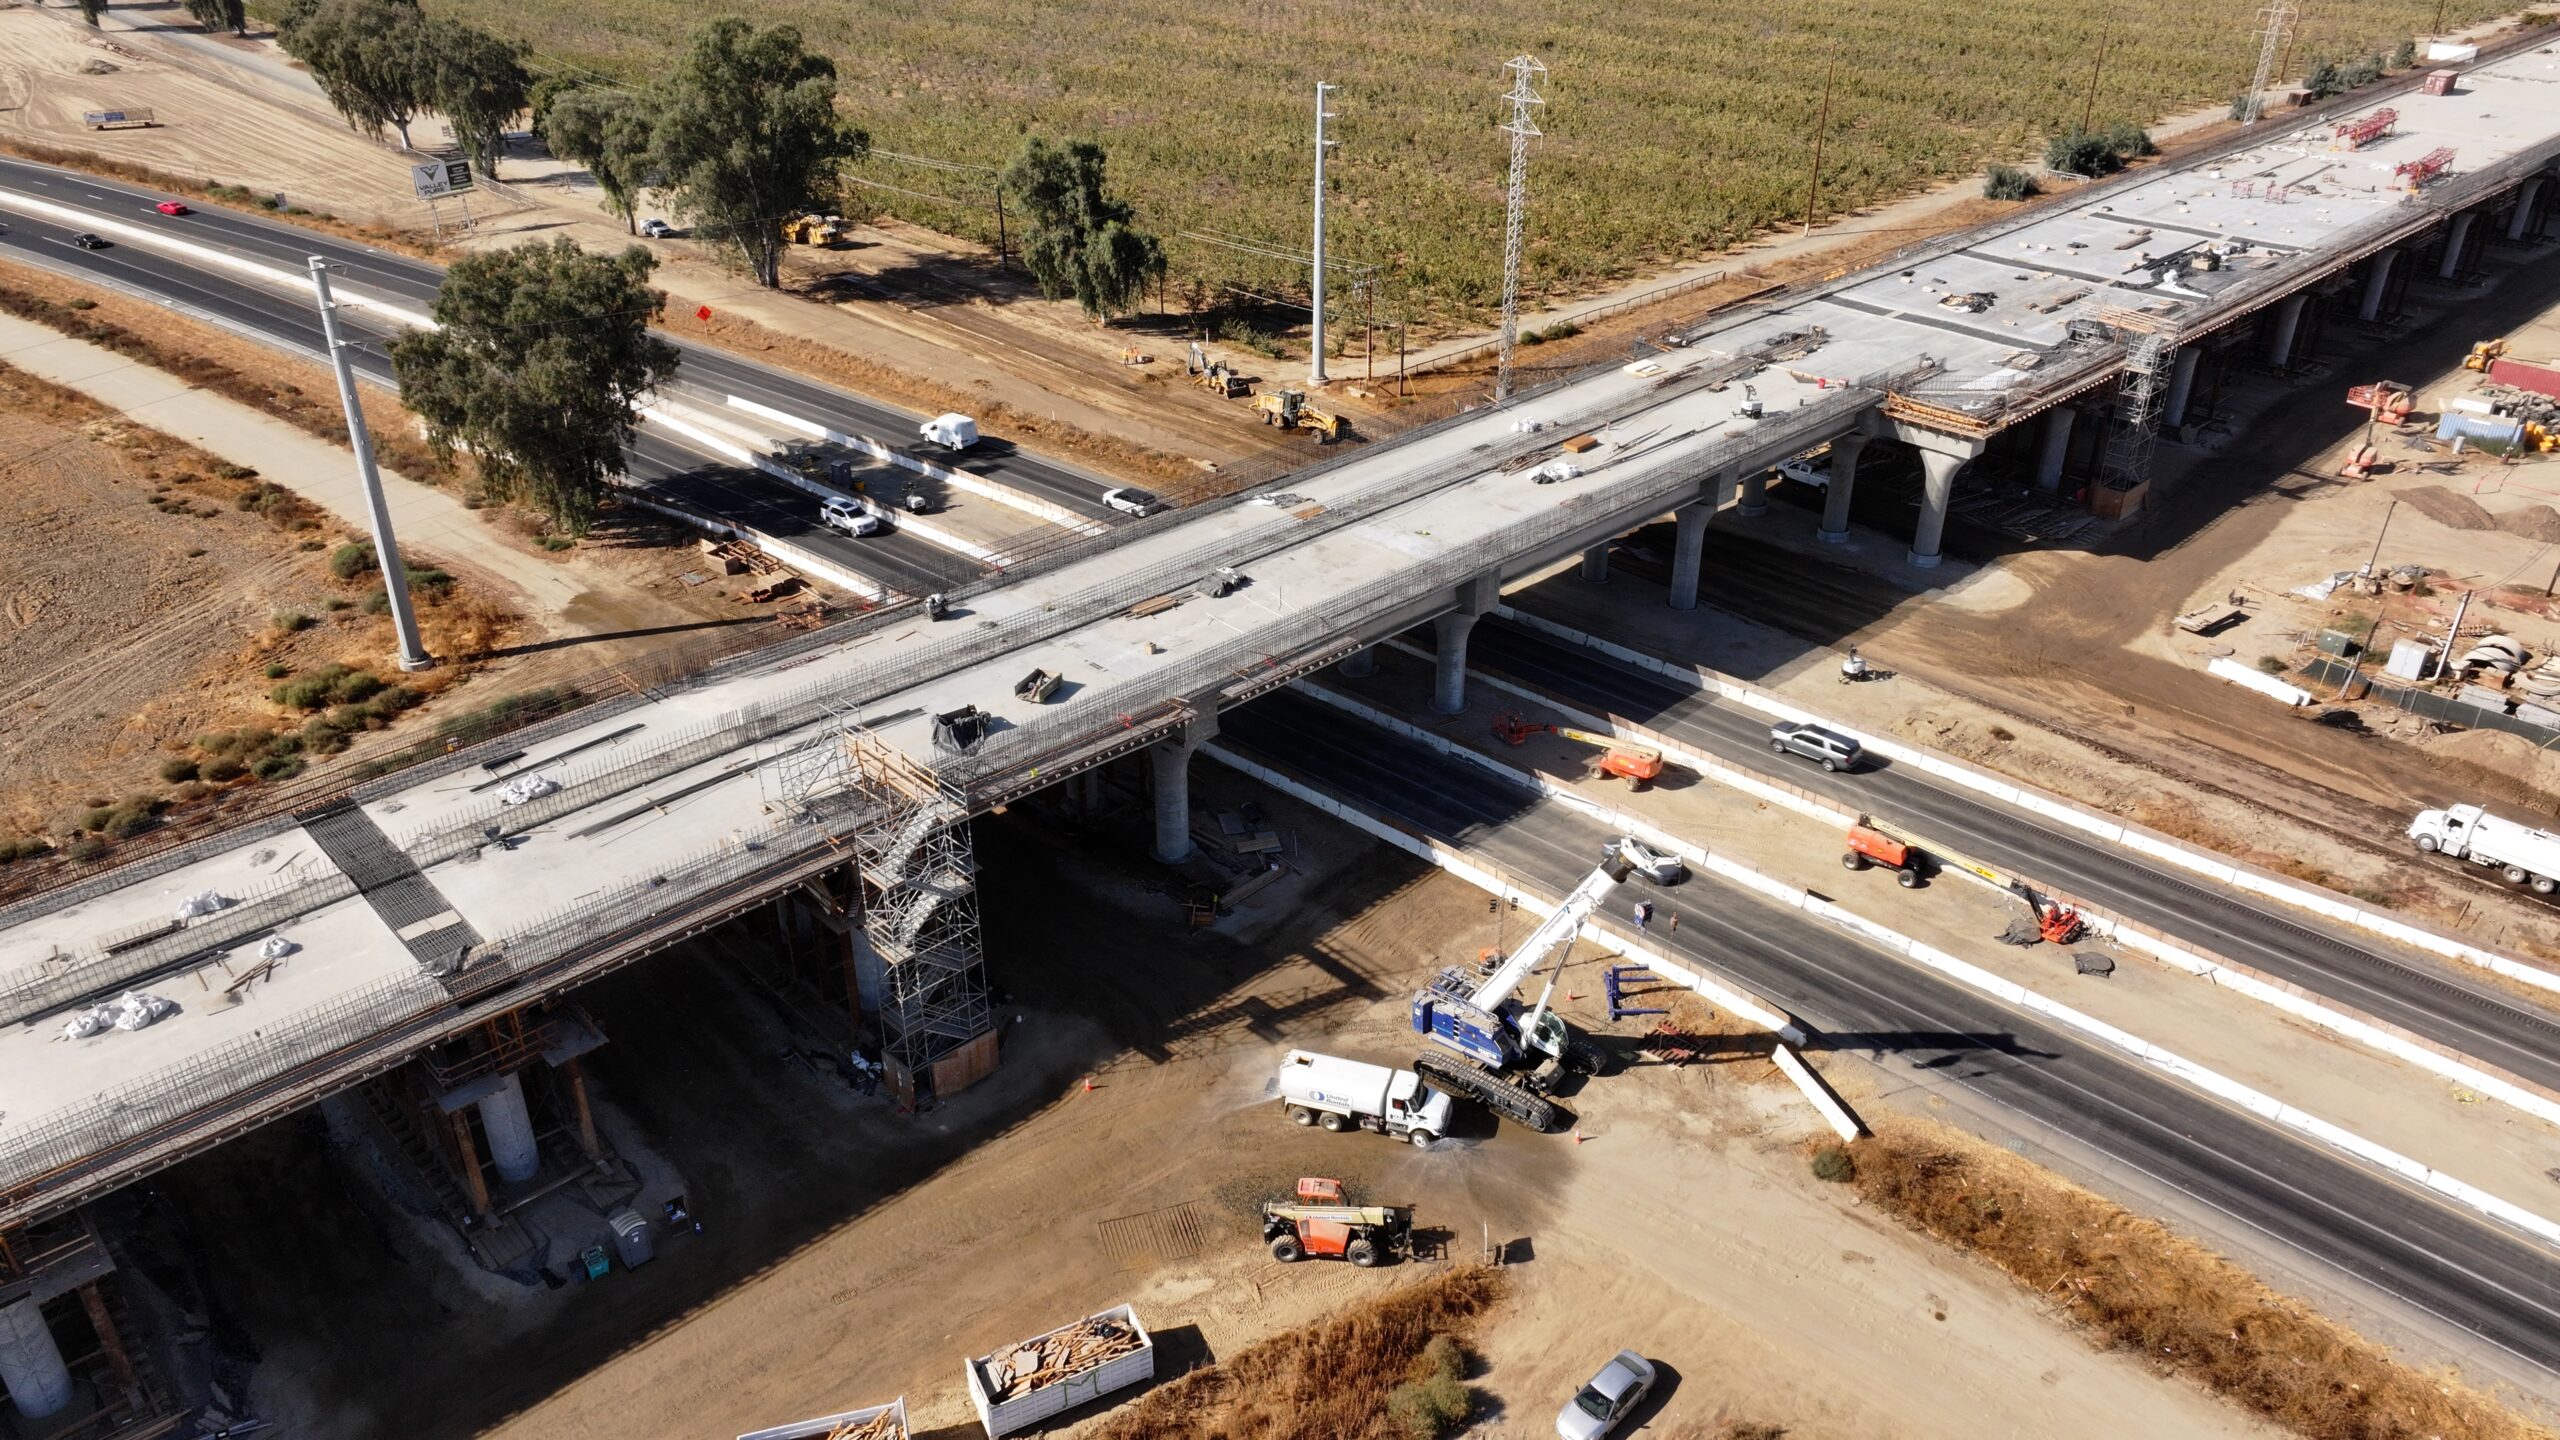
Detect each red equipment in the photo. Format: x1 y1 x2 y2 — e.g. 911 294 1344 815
2395 148 2455 191
2332 108 2396 150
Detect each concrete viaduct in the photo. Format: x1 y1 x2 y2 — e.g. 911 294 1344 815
4 38 2560 1418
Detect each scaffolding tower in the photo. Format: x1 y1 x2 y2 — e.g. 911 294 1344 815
2096 307 2180 497
842 731 996 1102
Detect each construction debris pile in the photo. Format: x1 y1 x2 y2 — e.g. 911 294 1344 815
982 1317 1144 1401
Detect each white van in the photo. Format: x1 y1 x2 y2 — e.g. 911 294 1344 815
920 413 979 451
1276 1049 1451 1148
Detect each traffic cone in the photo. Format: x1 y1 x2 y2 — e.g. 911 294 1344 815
1571 1126 1586 1145
1081 1075 1095 1094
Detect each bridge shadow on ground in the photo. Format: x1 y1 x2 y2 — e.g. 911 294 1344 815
136 790 1421 1438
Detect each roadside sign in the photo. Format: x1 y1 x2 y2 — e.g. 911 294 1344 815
409 157 474 200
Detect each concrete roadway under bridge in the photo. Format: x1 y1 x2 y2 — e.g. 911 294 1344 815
5 35 2560 1400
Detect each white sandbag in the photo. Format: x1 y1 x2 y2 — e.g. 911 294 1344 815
62 1006 113 1040
110 990 176 1032
497 774 560 806
175 889 233 920
258 935 297 961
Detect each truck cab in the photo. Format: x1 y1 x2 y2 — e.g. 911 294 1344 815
2407 803 2480 855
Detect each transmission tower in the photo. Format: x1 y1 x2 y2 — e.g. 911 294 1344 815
1495 55 1546 404
2242 2 2296 124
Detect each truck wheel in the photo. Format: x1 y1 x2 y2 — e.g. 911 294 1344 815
2415 835 2442 854
1408 1130 1437 1150
1270 1234 1305 1263
1346 1238 1380 1268
1842 851 1870 871
2506 865 2531 886
1319 1112 1349 1133
1287 1106 1316 1127
2537 876 2558 896
1896 868 1920 889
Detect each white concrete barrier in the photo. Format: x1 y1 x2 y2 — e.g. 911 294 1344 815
2207 655 2315 707
1285 679 2560 1245
1495 606 2560 997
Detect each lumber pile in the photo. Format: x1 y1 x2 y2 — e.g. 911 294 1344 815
984 1318 1142 1401
819 1414 903 1440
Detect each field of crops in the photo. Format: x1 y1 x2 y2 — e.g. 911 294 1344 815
451 0 2521 320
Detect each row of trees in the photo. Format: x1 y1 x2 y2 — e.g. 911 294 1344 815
278 0 529 179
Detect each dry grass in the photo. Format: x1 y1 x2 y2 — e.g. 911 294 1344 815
1086 1265 1503 1440
1847 1122 2554 1440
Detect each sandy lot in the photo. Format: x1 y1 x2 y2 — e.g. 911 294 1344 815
145 774 2313 1440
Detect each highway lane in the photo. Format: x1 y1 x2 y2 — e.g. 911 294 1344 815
1463 615 2560 1095
1216 686 2560 1376
0 198 973 596
0 157 1130 523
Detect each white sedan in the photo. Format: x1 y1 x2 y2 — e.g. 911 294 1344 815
1557 1349 1657 1439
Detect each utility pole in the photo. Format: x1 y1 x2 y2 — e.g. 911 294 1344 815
1495 55 1547 404
309 256 430 672
992 184 1009 271
2079 26 2111 135
1802 54 1837 236
2244 1 2295 124
1309 81 1337 387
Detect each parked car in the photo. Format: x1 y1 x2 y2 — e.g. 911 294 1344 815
1613 836 1685 886
154 200 191 216
639 218 676 238
1103 486 1163 517
818 495 885 537
1556 1349 1656 1440
70 232 109 250
1768 720 1862 773
1776 455 1830 489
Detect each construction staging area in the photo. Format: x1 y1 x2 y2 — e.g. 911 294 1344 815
16 20 2560 1440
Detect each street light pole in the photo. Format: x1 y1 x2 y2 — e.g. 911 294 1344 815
309 256 431 672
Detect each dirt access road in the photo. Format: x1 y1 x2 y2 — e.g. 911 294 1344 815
151 776 2287 1440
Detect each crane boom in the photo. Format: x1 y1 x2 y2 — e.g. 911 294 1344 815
1470 849 1633 1009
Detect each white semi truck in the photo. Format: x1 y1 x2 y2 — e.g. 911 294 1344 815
2408 802 2560 893
1276 1049 1452 1148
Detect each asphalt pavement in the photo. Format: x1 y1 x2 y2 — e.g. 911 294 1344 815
0 156 1129 524
1216 686 2560 1378
1461 615 2560 1095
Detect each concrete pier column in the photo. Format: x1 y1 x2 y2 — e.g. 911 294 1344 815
2510 177 2549 240
1430 573 1501 715
1430 611 1480 714
1908 449 1968 569
1149 737 1200 865
1339 645 1378 678
1734 465 1769 517
2162 348 2202 429
1579 544 1610 583
1667 504 1711 611
2440 210 2477 279
2358 249 2398 321
1818 434 1866 544
2033 407 2074 492
563 1056 603 1160
477 1071 539 1185
0 1297 71 1421
2265 293 2308 369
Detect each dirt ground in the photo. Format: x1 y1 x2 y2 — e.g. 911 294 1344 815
0 359 520 836
145 775 2325 1440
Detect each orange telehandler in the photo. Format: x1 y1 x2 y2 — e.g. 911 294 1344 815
1491 712 1667 788
1843 815 2084 943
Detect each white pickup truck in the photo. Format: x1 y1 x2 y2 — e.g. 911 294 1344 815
2409 802 2560 893
1276 1049 1451 1148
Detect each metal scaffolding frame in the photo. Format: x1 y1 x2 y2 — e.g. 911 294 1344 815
842 732 994 1093
2095 307 2180 496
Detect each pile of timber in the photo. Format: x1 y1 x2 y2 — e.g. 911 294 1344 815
819 1415 903 1440
983 1317 1143 1401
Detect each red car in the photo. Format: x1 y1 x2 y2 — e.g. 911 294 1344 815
154 200 189 216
